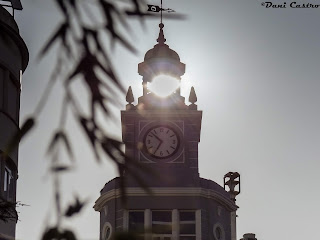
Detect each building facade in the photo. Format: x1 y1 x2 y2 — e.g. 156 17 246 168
94 24 241 240
0 3 28 239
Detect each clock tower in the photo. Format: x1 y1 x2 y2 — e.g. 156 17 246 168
94 23 240 240
122 23 201 187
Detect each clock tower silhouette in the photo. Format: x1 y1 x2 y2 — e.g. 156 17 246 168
94 22 240 240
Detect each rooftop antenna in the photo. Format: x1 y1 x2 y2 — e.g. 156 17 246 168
160 0 163 24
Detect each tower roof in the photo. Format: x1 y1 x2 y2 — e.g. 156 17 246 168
143 23 180 62
138 23 185 79
144 44 180 61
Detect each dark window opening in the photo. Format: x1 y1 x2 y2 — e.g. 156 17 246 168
4 167 14 201
129 211 145 233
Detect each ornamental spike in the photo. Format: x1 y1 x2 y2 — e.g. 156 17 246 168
126 86 134 104
189 86 197 104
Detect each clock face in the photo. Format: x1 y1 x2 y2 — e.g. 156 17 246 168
144 126 179 158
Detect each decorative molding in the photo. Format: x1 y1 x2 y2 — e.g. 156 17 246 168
94 187 237 212
121 110 202 119
168 150 184 163
103 205 108 217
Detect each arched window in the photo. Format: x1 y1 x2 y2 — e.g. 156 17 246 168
213 223 225 240
102 222 112 240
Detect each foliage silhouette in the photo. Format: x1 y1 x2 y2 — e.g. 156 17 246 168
4 0 184 239
35 0 149 238
0 198 17 223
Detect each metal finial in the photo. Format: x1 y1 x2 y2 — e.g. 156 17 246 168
157 23 166 44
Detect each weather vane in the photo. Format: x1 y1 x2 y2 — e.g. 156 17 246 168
147 0 175 24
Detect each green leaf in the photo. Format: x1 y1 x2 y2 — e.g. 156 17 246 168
113 231 141 240
61 230 77 240
0 197 18 223
64 197 86 217
47 131 74 161
39 22 69 57
51 165 71 173
4 117 35 156
60 132 74 160
42 227 60 240
42 227 77 240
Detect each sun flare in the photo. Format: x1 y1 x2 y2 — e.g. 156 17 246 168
147 74 180 97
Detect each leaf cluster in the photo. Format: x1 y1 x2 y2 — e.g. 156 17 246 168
0 198 18 223
31 0 152 239
4 0 184 238
42 227 76 240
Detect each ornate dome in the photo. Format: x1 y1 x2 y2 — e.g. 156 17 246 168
138 23 185 80
143 23 180 62
144 43 180 61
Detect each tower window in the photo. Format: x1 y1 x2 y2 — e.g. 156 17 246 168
179 211 196 239
7 76 18 121
129 211 145 233
215 227 221 239
0 69 19 122
152 210 172 235
213 223 225 240
4 166 14 201
0 68 3 108
127 209 199 239
102 222 112 240
104 227 111 240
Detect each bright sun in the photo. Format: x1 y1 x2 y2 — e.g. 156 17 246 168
147 74 180 97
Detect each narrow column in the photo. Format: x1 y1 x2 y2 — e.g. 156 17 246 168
196 210 201 240
231 211 237 240
172 209 179 240
145 209 152 240
142 80 148 96
123 209 128 231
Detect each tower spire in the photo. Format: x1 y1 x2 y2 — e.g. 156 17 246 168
147 0 176 45
157 23 166 45
157 0 166 45
160 0 163 24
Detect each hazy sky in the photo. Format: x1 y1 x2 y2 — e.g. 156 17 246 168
11 0 320 239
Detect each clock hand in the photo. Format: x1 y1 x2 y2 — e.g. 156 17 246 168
151 132 163 144
149 132 164 155
154 140 163 155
